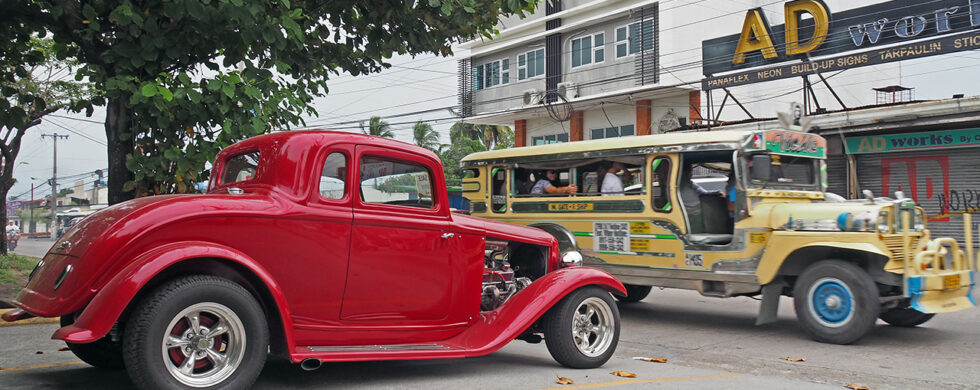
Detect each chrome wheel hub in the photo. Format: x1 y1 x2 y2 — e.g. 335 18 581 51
162 303 246 388
570 297 615 358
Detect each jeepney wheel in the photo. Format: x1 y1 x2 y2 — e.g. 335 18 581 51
615 284 652 303
60 313 124 369
543 286 620 368
123 275 268 390
879 306 935 327
793 260 880 345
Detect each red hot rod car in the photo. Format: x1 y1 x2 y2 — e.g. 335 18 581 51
3 131 626 389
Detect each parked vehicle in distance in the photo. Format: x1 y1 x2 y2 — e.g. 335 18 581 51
461 129 977 345
2 131 626 389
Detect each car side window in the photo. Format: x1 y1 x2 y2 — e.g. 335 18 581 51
359 156 434 209
221 151 260 184
319 152 347 200
651 157 672 213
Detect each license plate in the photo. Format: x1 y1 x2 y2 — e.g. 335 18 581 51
943 274 961 290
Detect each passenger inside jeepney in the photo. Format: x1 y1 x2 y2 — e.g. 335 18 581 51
679 152 735 245
530 169 578 196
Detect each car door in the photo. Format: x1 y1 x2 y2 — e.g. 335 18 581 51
341 145 454 322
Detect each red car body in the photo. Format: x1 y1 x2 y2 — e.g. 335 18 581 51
5 131 624 384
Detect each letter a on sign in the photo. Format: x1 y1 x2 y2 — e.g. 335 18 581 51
785 0 831 55
733 9 778 65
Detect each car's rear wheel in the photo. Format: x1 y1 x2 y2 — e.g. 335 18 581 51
543 286 620 368
614 284 652 303
123 275 268 389
60 313 124 369
793 260 880 345
879 306 935 327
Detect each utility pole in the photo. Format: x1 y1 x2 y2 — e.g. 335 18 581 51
41 133 69 234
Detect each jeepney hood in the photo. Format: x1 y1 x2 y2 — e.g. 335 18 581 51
758 200 883 231
16 190 283 317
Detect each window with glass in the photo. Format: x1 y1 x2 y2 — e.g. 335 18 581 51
572 33 605 68
532 133 569 145
473 58 510 91
748 154 817 187
518 48 545 80
590 125 635 140
616 18 655 58
221 151 260 184
359 156 434 209
319 152 347 200
651 157 672 212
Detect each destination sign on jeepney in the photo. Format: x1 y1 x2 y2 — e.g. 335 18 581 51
749 131 826 158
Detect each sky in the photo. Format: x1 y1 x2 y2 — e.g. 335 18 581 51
10 0 980 202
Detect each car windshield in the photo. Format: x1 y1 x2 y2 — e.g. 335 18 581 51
748 154 817 187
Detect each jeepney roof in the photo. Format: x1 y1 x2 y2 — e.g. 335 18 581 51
462 130 758 164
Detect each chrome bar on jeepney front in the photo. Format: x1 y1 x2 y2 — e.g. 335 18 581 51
902 210 912 298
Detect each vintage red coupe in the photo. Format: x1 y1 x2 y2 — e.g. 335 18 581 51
3 131 626 389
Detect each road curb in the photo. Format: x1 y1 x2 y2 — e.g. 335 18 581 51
0 309 59 327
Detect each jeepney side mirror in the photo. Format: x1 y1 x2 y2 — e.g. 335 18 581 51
750 155 771 183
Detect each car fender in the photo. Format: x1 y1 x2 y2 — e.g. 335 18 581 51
52 241 295 350
757 234 891 285
529 223 580 253
449 266 625 356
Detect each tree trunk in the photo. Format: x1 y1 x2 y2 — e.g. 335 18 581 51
105 96 135 205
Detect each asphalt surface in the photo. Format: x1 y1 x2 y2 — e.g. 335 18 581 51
2 288 978 389
11 237 54 259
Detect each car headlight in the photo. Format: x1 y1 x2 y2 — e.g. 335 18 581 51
561 251 583 267
913 209 926 232
877 211 891 234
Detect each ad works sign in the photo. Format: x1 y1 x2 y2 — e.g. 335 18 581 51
702 0 980 76
845 128 980 154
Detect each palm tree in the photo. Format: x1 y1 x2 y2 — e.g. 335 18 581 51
412 121 441 151
360 116 394 138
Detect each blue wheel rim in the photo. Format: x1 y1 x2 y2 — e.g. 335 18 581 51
809 278 853 327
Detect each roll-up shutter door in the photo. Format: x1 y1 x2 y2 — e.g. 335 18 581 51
855 148 980 246
826 153 848 197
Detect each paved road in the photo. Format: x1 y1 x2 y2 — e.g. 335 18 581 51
2 288 977 389
12 237 54 259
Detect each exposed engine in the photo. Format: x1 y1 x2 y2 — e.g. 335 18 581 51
482 240 532 311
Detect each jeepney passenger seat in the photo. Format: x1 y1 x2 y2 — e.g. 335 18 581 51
678 170 705 234
680 168 732 246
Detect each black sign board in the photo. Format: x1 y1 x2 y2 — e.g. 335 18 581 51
702 0 979 76
703 29 980 90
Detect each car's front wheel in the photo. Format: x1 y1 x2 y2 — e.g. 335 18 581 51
879 306 935 327
614 284 652 303
543 286 620 368
123 275 268 389
793 260 880 345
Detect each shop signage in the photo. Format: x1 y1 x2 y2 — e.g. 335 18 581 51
845 128 980 154
702 0 980 76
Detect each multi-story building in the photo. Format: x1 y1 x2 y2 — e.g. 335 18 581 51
455 0 909 146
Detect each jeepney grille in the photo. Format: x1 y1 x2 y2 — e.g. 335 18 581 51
882 235 920 261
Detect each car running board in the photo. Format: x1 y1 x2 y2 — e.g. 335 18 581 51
305 344 453 352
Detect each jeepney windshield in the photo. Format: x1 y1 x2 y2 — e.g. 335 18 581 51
746 154 818 187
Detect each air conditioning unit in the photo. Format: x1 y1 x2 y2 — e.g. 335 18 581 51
557 82 578 99
522 89 543 106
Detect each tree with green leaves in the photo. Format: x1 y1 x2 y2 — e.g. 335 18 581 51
0 36 92 254
440 121 488 187
412 120 441 151
360 116 394 139
3 0 538 204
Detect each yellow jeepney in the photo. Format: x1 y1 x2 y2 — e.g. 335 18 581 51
461 129 976 344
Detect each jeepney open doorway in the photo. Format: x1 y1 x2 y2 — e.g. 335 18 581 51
678 151 736 246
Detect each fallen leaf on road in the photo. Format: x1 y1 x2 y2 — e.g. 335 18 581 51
844 385 869 390
611 371 637 378
58 347 70 352
555 377 574 385
781 357 806 362
640 357 667 363
35 351 43 355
